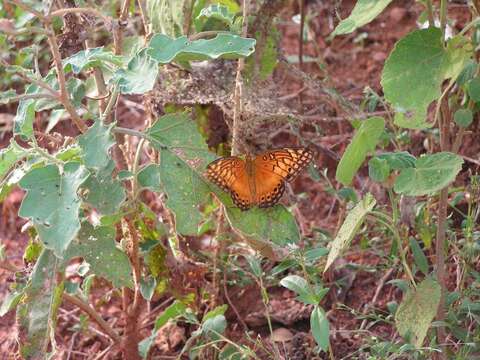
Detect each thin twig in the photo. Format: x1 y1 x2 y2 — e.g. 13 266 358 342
63 293 121 344
43 17 87 132
231 0 249 156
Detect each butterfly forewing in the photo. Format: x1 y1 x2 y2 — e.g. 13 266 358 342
255 148 314 182
206 157 254 210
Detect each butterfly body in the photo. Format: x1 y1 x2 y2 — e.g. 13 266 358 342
206 148 314 210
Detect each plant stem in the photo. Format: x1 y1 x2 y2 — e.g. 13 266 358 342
44 19 87 133
439 0 447 39
425 0 435 27
63 294 121 343
231 0 249 156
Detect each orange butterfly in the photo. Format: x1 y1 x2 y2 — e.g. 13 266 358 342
206 148 314 210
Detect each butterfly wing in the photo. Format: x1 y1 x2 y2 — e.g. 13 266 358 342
253 148 314 208
205 157 254 210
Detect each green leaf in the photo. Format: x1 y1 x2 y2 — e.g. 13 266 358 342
444 35 473 81
453 108 473 128
140 277 157 301
145 113 214 235
78 120 116 170
395 278 441 348
203 304 228 322
310 306 330 352
331 0 393 36
225 204 300 246
17 249 61 358
146 112 300 245
63 47 124 74
147 33 256 64
0 290 24 316
154 301 187 330
14 87 36 138
116 49 158 94
368 151 416 182
64 222 133 288
394 152 463 196
159 150 211 235
0 89 18 104
200 314 227 340
374 152 416 169
146 0 186 37
382 29 472 129
336 117 385 185
197 4 235 26
368 157 390 182
280 274 318 305
82 165 126 215
457 60 477 86
19 163 89 256
467 77 480 102
324 194 376 272
408 237 429 276
66 77 86 108
137 164 162 190
0 140 25 180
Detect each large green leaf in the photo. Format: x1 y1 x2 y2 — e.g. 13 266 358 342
82 164 126 215
116 49 158 94
381 29 473 129
332 0 393 36
137 164 162 190
225 202 300 246
394 152 463 196
64 222 132 288
17 249 62 358
78 120 116 170
147 33 256 64
19 163 89 256
324 194 376 272
145 113 300 245
336 117 385 186
395 278 441 348
160 150 212 235
63 47 124 74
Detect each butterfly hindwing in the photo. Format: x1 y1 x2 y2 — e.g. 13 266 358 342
206 157 253 210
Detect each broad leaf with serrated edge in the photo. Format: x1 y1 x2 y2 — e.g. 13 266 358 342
64 222 132 288
145 113 300 245
148 33 255 64
394 152 463 196
78 120 115 170
332 0 393 36
63 47 124 74
116 49 158 94
336 117 385 186
82 164 126 215
19 163 89 256
324 194 376 272
382 29 472 129
395 278 441 348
